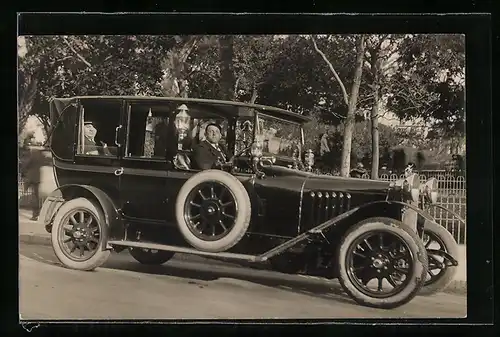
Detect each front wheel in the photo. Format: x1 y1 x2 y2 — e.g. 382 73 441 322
128 248 174 265
419 220 460 295
51 197 111 271
337 217 428 309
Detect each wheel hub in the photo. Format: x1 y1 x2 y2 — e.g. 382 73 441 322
201 200 221 221
372 258 384 269
371 253 390 273
72 223 92 244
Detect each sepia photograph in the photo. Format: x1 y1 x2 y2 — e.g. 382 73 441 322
18 31 467 320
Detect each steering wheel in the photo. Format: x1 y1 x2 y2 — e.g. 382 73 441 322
227 143 253 165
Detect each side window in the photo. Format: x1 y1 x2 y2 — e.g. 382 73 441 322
124 104 172 159
235 118 253 152
51 103 78 160
76 100 122 157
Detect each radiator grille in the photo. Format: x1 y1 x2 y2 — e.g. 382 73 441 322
307 190 352 227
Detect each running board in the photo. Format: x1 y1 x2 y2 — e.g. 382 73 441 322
107 240 263 263
108 209 360 265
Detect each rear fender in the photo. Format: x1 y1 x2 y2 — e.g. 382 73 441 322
38 184 125 247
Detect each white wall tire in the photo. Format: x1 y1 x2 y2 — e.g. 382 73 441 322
51 197 110 271
419 220 459 295
337 217 428 309
175 170 251 253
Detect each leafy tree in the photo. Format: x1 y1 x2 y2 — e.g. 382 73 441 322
310 34 366 177
19 35 178 135
259 35 355 121
362 34 404 178
326 121 399 170
387 34 465 142
188 35 286 103
218 35 236 100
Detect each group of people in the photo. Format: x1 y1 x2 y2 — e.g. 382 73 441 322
152 115 228 170
82 113 228 170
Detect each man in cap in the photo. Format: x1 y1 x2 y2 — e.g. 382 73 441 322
82 120 112 156
192 122 228 170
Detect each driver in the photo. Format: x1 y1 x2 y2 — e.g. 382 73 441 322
192 123 227 170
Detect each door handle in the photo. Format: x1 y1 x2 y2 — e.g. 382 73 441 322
114 168 124 176
115 125 123 147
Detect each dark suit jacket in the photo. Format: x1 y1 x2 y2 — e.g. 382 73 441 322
22 148 52 185
192 140 228 170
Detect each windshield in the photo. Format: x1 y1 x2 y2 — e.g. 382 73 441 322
256 113 303 158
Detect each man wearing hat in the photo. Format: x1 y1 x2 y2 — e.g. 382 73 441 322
192 122 228 170
83 120 112 156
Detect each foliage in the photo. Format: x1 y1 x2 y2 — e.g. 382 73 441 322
19 35 178 134
326 122 400 167
258 35 358 121
387 34 465 138
19 33 466 166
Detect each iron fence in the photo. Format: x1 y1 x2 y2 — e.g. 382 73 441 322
18 170 467 244
374 172 467 244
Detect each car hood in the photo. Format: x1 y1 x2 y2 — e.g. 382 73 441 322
262 165 390 194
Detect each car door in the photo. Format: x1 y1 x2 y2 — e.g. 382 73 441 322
117 101 173 222
72 98 124 200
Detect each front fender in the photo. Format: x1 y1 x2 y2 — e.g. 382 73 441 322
38 184 125 246
348 200 434 238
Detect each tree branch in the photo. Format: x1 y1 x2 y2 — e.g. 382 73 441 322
234 76 241 97
179 37 199 64
311 35 349 106
62 37 92 68
47 56 74 65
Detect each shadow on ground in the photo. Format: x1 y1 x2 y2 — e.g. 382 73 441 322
100 257 355 306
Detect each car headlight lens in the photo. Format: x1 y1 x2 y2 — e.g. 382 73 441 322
392 173 420 202
421 177 439 204
251 141 263 158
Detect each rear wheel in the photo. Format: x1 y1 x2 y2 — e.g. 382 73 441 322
128 248 174 265
51 197 110 271
337 217 428 309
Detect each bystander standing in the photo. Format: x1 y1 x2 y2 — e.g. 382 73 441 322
20 147 44 220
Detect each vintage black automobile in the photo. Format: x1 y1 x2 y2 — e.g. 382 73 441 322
39 96 460 309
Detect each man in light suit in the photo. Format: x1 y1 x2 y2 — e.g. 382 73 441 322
192 123 228 170
21 147 50 220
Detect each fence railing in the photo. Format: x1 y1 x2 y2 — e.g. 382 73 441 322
18 170 467 244
373 172 467 244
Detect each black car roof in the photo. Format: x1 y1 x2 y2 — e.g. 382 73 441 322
50 96 312 124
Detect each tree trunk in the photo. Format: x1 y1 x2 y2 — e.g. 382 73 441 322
249 84 258 104
160 36 198 97
340 35 365 177
219 36 236 100
368 44 384 180
371 88 381 179
18 76 38 135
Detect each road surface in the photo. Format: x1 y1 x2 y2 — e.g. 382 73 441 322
19 243 467 320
